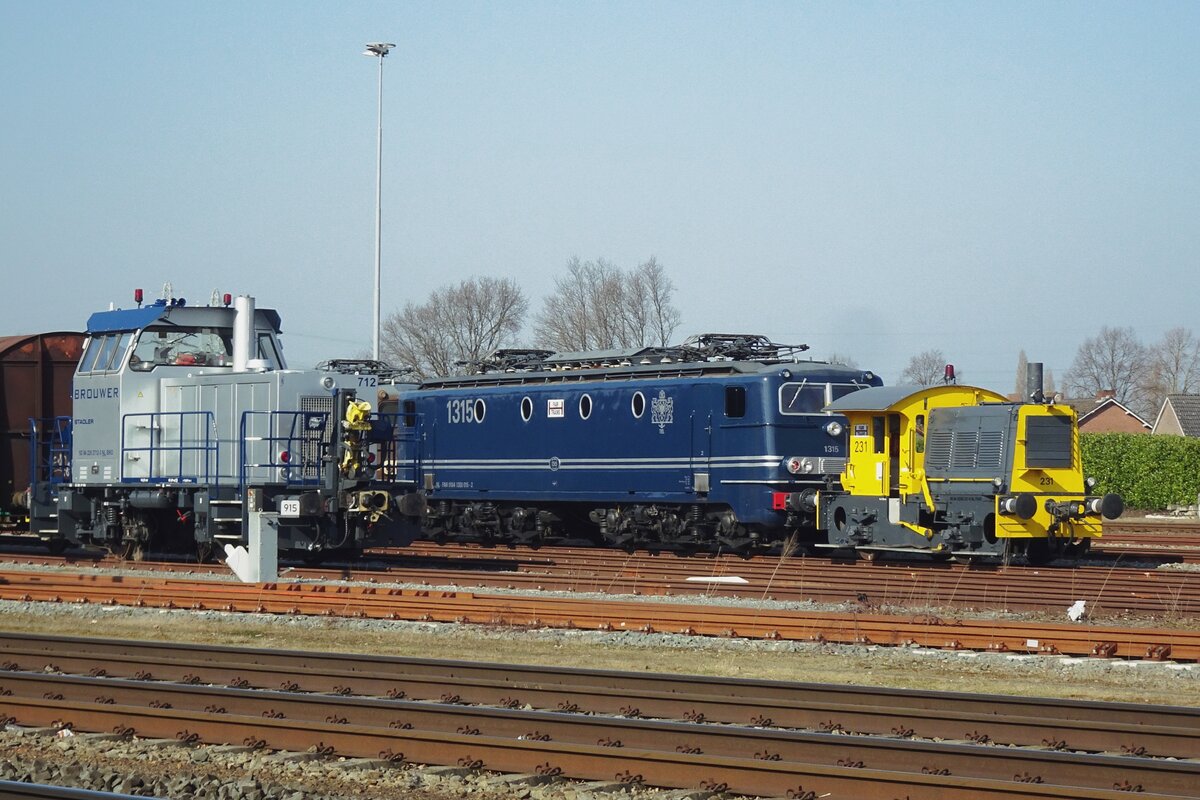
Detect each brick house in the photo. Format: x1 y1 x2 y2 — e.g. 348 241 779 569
1061 390 1151 434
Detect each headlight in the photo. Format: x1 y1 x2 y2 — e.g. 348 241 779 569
786 457 817 474
1085 476 1097 491
824 420 844 437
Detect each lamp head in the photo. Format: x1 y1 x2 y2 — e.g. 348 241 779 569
364 42 396 57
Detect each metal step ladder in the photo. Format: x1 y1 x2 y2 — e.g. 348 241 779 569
210 498 244 541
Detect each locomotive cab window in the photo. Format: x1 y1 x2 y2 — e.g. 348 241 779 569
256 333 284 370
779 381 827 414
78 333 132 374
129 327 235 370
724 386 746 418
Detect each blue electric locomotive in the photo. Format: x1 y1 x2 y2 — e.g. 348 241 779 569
387 335 881 551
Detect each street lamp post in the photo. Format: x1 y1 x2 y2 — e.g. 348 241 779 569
363 41 395 361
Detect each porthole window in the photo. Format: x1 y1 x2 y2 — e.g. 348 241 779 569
474 398 487 423
632 391 646 419
520 396 533 422
579 394 593 420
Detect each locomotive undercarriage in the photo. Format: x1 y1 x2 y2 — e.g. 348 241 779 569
40 485 365 562
421 499 793 553
824 498 1093 564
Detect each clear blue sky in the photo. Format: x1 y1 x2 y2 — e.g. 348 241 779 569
2 2 1197 390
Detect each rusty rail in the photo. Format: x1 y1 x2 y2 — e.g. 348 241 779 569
3 633 1198 759
1 648 1197 797
0 570 1196 661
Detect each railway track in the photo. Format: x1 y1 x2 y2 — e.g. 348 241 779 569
0 569 1196 660
2 537 1200 617
1 634 1198 798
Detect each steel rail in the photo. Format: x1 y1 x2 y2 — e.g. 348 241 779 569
0 782 149 800
1 670 1197 795
17 546 1200 616
2 633 1198 759
3 537 1200 610
0 685 1192 798
0 570 1196 660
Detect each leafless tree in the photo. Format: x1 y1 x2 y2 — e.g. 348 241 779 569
533 256 681 351
1044 368 1057 397
825 352 858 367
626 257 681 347
1143 327 1200 417
1014 350 1028 398
1062 326 1148 410
901 349 950 386
381 277 528 380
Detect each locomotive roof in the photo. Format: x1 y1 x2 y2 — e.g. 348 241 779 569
421 358 873 389
825 384 1009 412
86 301 283 335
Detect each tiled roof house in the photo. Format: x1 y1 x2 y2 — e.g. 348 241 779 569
1152 394 1200 436
1061 390 1151 434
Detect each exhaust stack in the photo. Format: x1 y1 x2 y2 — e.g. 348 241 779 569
232 295 255 372
1026 362 1044 403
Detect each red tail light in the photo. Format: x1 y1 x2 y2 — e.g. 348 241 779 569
279 451 290 463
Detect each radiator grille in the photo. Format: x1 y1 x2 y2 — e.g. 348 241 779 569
297 395 336 481
977 430 1006 470
818 457 847 475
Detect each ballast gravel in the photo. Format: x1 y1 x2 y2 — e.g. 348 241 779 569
1 724 708 800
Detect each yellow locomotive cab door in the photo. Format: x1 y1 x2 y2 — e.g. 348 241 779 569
849 415 888 497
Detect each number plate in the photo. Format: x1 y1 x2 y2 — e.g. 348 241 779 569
279 499 301 518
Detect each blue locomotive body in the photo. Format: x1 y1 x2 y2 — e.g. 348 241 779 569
392 340 880 550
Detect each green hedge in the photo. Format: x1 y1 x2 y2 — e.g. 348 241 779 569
1081 433 1200 510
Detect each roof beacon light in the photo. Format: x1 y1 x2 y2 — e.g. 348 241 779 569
943 364 956 385
134 288 144 307
223 293 232 307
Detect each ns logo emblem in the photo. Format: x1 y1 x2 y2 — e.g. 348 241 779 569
651 390 674 434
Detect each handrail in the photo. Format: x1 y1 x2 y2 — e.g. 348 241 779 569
119 411 217 484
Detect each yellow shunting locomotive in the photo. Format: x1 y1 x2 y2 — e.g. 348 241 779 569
815 376 1123 562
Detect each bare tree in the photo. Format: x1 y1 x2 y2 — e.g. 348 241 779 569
1014 350 1028 399
533 256 681 351
1044 368 1057 397
901 349 950 386
826 352 858 367
626 257 682 347
1143 326 1200 417
381 277 528 380
1062 326 1148 409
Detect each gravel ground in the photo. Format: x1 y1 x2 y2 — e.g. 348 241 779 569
1 724 710 800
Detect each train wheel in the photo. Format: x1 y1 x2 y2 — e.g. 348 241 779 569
1024 539 1052 566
